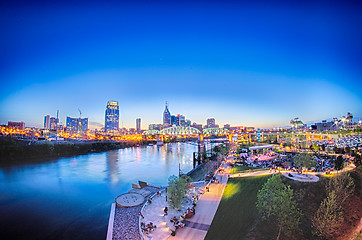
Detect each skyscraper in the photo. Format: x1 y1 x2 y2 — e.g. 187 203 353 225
66 117 88 133
105 101 119 132
163 102 171 127
136 118 141 133
44 115 50 129
49 117 59 130
207 118 216 128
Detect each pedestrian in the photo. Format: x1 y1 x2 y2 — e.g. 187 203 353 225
140 212 144 219
164 206 168 216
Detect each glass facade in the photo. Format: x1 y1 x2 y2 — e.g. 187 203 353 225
66 117 88 133
163 102 171 127
105 101 119 132
136 118 141 132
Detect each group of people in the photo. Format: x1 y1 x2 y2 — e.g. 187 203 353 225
170 215 185 230
141 222 157 234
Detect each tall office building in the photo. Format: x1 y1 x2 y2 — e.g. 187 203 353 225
49 117 59 130
207 118 216 128
66 117 88 133
44 115 50 129
136 118 141 133
163 102 171 127
105 101 119 132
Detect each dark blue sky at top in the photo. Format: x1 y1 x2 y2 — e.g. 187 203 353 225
1 1 361 129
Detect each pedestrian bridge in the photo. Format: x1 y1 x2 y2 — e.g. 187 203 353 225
142 126 230 136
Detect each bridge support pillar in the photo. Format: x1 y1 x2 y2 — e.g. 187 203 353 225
228 134 233 143
198 134 204 143
156 134 163 146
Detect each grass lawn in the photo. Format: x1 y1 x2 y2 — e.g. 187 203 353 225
229 165 263 174
205 175 271 240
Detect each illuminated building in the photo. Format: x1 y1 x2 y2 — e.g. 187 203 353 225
163 102 171 127
105 101 119 132
49 117 59 130
136 118 141 133
8 121 25 130
66 117 88 133
44 115 50 129
149 124 162 130
171 115 177 126
207 118 216 128
176 114 185 126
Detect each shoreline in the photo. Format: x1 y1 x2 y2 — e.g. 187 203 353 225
0 136 148 166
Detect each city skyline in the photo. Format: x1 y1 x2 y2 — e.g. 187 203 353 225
1 1 361 129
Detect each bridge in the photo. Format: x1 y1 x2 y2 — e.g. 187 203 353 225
142 126 234 145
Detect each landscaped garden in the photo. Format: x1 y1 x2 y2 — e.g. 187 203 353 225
206 168 362 240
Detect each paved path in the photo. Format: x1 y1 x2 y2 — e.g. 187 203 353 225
172 164 231 240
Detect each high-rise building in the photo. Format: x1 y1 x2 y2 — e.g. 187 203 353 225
176 114 185 126
171 115 177 126
105 101 119 132
207 118 216 128
136 118 141 133
163 102 171 127
44 115 50 129
49 117 59 130
66 117 88 133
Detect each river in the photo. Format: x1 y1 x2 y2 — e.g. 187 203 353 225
0 142 200 240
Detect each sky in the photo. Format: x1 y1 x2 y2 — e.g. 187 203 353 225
1 0 361 130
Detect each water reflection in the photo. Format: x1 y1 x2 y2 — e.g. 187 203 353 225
0 143 198 240
106 150 119 184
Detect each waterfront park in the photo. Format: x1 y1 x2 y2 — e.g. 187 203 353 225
2 126 361 240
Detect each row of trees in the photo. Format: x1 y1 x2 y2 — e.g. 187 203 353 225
312 172 355 238
256 172 357 239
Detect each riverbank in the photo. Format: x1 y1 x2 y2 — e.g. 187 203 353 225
0 136 145 165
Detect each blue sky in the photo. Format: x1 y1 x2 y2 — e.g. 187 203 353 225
1 1 361 129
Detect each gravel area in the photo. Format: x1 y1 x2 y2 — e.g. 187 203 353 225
112 186 159 240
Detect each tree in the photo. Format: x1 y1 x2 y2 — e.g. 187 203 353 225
312 191 343 238
256 175 302 239
313 173 355 239
325 172 354 205
353 154 362 168
167 175 191 212
334 155 344 171
293 153 317 171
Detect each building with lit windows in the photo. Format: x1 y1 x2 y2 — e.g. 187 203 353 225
8 121 25 130
207 118 216 128
136 118 141 133
49 117 59 130
105 101 119 132
163 102 171 127
66 117 88 133
44 115 50 129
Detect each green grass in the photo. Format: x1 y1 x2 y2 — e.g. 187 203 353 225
205 175 271 240
229 165 263 174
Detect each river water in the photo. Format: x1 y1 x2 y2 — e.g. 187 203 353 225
0 142 199 240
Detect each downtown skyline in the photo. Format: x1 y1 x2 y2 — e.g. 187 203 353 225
1 1 361 129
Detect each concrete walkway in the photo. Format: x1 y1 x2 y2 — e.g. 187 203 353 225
141 164 231 240
172 164 231 240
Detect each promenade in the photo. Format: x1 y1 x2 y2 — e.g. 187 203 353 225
173 163 230 240
140 163 231 240
141 145 235 240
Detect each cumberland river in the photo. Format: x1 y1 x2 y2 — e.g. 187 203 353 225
0 142 203 240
